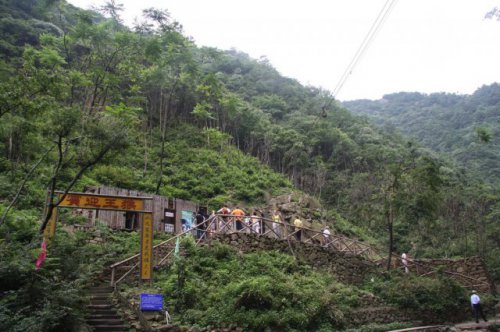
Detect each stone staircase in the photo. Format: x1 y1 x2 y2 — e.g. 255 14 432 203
86 284 129 332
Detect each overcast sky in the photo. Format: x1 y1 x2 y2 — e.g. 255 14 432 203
66 0 500 101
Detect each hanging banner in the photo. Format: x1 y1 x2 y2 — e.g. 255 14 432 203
141 213 154 280
35 239 47 270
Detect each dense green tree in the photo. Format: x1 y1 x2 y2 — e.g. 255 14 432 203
0 1 498 329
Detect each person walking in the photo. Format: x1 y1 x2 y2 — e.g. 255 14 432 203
322 226 331 247
217 205 231 233
293 216 303 241
251 211 260 234
401 252 409 273
231 206 245 232
195 209 206 240
470 290 488 323
272 210 282 238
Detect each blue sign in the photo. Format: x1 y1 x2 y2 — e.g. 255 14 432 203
140 293 164 311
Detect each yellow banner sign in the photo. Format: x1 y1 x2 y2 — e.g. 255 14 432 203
58 193 145 212
43 207 58 242
141 213 154 280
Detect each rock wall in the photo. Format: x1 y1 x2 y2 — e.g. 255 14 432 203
408 256 495 293
210 233 374 284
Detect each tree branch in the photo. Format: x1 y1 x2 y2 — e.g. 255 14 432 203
39 140 116 233
0 146 55 226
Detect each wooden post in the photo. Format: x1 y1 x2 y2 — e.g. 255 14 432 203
43 207 57 243
140 212 154 281
110 267 115 287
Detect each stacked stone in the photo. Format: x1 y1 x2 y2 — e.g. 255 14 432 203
412 256 494 293
211 233 373 285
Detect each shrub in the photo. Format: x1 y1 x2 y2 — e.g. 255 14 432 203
369 272 467 323
146 245 372 330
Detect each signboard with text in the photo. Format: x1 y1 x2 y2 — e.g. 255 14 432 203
140 293 163 311
50 191 154 282
163 208 176 233
57 192 145 212
141 213 154 280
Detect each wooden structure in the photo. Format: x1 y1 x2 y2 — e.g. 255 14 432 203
49 190 155 280
83 186 199 233
111 214 495 292
110 213 383 286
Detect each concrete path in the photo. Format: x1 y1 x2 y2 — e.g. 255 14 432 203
453 312 499 331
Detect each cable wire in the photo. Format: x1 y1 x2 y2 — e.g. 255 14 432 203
331 0 398 100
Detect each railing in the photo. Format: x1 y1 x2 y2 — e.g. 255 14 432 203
109 215 215 287
109 214 383 287
109 214 491 292
392 255 492 292
206 214 383 262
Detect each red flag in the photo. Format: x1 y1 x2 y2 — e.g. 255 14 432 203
35 239 47 270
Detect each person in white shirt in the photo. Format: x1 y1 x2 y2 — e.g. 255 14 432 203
322 226 331 247
401 253 409 273
470 290 488 323
251 212 260 234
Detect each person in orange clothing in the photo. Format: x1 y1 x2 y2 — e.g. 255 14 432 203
231 206 245 232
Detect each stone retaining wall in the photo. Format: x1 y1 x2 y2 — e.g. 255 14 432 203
408 256 495 293
210 233 374 284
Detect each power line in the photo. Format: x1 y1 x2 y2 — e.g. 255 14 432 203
332 0 398 99
333 0 393 97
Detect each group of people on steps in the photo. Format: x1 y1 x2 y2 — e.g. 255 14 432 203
190 204 331 245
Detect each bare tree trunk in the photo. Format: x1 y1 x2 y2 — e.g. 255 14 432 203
386 180 396 271
155 78 179 194
8 132 13 161
143 122 149 176
387 211 394 271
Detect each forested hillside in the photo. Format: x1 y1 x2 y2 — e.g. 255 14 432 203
0 0 498 275
343 86 500 188
0 1 498 330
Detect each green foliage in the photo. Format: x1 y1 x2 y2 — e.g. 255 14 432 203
0 225 84 331
344 86 500 187
144 242 372 330
0 1 498 330
0 208 146 331
367 272 467 322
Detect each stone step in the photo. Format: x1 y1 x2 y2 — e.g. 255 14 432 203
87 309 117 317
87 318 124 326
87 304 114 310
85 281 130 332
90 295 111 301
91 299 112 305
89 288 113 295
90 287 114 294
88 310 119 314
91 289 111 294
86 313 121 320
88 325 128 332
